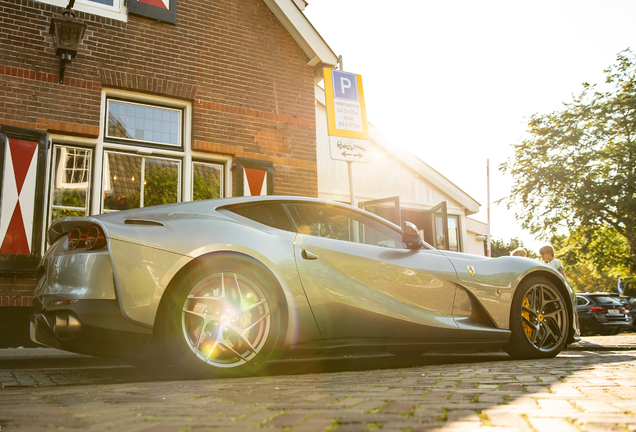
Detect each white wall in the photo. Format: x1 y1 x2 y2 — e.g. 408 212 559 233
315 93 485 256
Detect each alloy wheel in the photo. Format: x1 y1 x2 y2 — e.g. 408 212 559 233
520 283 567 353
181 272 271 368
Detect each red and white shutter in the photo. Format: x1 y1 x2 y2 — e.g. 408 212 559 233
243 168 268 196
0 138 39 255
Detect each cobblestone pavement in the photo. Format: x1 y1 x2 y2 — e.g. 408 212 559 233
1 335 636 431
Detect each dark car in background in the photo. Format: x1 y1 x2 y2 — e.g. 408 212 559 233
629 298 636 332
607 293 636 331
576 293 630 335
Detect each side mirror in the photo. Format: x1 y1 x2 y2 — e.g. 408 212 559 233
401 221 423 249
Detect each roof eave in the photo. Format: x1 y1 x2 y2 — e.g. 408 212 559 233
263 0 339 82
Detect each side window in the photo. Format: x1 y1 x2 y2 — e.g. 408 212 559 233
576 297 588 306
49 145 92 223
284 203 404 248
223 203 295 232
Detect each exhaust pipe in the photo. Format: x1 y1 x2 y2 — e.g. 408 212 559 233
53 314 81 338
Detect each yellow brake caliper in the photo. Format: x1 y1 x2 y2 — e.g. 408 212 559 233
522 296 533 338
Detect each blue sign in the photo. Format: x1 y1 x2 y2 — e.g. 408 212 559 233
332 70 359 101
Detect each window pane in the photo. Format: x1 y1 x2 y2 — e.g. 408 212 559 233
193 162 222 200
434 214 445 248
51 208 86 220
144 158 179 207
107 100 181 146
448 216 459 252
103 152 142 211
51 146 91 217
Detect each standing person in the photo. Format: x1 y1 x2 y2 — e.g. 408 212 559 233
511 247 527 257
539 245 566 278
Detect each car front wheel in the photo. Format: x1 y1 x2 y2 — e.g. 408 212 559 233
505 277 569 359
155 257 282 378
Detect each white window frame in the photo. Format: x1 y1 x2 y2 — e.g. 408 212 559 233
192 152 232 200
35 0 127 21
47 90 232 228
47 143 93 227
94 89 193 214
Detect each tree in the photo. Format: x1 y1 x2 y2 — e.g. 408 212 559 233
550 231 626 293
487 237 539 259
500 49 636 273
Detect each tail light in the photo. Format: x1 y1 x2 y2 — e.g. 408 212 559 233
85 225 106 250
588 306 606 313
68 228 85 250
67 225 106 250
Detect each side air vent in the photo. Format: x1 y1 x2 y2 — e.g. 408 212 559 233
124 219 164 226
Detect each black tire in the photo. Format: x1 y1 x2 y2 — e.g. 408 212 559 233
154 255 282 378
505 277 569 359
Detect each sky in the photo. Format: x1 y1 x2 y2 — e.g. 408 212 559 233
303 0 636 254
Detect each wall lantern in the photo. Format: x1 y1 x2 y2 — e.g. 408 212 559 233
49 0 87 84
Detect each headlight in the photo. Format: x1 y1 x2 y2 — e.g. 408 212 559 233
85 225 106 250
68 228 84 250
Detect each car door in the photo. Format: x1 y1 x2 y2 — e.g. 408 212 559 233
286 202 459 340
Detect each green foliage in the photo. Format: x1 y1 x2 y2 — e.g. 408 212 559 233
551 228 630 292
144 166 178 207
193 169 221 201
623 277 636 296
487 237 539 259
52 190 87 219
500 49 636 273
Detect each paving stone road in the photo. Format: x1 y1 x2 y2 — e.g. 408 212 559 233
1 335 636 431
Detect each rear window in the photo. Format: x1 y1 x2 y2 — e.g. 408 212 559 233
591 296 622 305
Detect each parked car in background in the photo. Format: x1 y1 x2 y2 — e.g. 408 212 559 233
628 297 636 332
606 293 634 331
576 293 630 335
613 294 636 332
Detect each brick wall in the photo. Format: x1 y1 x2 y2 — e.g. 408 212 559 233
0 0 319 305
0 275 36 307
0 0 317 188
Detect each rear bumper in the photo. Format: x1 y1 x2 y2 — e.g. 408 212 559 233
30 298 153 360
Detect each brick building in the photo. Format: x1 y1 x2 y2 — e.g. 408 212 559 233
0 0 337 345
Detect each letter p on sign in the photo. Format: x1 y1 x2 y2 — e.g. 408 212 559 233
339 77 352 94
332 70 359 101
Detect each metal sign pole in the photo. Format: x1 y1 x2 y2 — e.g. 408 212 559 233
338 56 356 207
348 160 356 207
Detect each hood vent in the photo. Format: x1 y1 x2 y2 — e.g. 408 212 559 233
124 219 164 227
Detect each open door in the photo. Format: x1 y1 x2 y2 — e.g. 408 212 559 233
424 201 449 250
359 196 401 225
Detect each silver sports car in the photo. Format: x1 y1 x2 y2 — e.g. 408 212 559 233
31 196 580 377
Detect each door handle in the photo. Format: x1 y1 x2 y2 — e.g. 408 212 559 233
301 249 319 260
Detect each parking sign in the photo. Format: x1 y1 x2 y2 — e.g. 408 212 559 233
323 68 369 140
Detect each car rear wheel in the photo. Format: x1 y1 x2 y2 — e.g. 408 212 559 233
155 257 282 378
505 277 569 359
